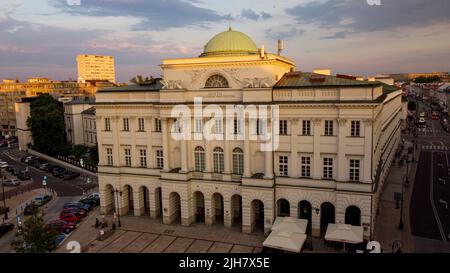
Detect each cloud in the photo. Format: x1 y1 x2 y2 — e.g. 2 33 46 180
266 28 304 40
0 0 23 21
48 0 227 30
320 31 350 40
286 0 450 33
241 9 272 21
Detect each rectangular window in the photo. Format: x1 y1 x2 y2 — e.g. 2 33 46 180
106 148 113 166
138 118 145 131
123 118 129 131
124 148 131 167
256 119 265 135
349 159 360 181
302 120 311 136
155 118 162 132
351 121 361 137
234 118 242 134
301 157 311 178
139 149 147 168
323 158 333 179
324 120 333 136
279 156 289 176
279 120 288 135
156 150 164 169
215 118 223 134
195 118 203 133
105 118 111 131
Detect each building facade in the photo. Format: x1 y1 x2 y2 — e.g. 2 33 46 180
77 55 116 84
96 29 402 239
81 107 97 147
64 98 95 146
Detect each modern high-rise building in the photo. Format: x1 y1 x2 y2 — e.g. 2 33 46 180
77 54 116 83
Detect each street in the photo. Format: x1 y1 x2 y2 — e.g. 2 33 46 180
0 145 97 252
409 99 450 244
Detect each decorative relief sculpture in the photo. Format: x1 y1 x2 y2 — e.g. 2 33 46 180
243 77 273 88
161 80 184 90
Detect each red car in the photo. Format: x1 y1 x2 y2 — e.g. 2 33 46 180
45 220 76 233
59 212 82 223
61 208 87 218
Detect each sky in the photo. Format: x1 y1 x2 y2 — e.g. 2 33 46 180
0 0 449 83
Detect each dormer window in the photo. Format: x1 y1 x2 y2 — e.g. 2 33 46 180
205 74 229 88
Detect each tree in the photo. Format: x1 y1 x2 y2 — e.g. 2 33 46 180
130 75 155 85
27 94 67 156
71 145 86 159
408 100 417 111
11 208 58 253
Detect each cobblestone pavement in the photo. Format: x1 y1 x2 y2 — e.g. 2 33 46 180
58 208 265 253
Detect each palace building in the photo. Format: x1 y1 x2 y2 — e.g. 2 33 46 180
96 28 402 239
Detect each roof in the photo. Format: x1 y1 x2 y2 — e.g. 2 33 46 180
81 106 96 115
274 72 382 89
64 97 95 105
99 80 163 92
200 28 258 57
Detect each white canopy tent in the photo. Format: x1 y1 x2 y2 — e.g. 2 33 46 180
262 217 309 253
271 217 308 234
325 224 364 251
263 230 307 253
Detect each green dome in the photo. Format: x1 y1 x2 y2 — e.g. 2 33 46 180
201 28 258 57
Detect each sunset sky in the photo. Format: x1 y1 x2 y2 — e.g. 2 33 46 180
1 0 449 82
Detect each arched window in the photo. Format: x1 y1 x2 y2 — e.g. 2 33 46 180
194 146 205 172
205 74 229 88
232 147 244 175
213 147 224 173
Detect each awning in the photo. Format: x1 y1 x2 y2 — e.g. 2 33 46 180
263 230 307 253
325 224 364 244
271 217 308 234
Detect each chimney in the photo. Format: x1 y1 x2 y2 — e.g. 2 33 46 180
277 40 284 55
260 45 265 58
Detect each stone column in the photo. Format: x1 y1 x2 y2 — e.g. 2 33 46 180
130 117 137 167
133 189 143 216
264 119 274 179
242 201 252 234
224 199 232 227
145 117 153 168
363 119 374 183
204 197 214 225
312 118 322 179
290 118 299 177
337 118 347 182
312 210 321 237
111 117 120 167
224 118 231 175
161 118 170 171
243 119 251 177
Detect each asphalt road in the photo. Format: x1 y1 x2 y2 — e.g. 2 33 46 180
409 100 450 242
0 146 94 197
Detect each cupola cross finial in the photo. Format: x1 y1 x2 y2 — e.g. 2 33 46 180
228 20 232 31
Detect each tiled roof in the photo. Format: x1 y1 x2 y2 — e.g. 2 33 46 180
81 106 96 115
274 72 382 88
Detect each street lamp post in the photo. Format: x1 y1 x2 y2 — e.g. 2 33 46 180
1 168 8 220
114 189 122 227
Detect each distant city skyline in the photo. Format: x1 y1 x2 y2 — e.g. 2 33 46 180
1 0 449 83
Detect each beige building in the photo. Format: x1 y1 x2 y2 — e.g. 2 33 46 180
14 97 36 151
81 106 97 147
77 55 116 84
96 29 402 240
64 98 95 146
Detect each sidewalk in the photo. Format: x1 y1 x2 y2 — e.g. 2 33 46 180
1 188 46 224
374 140 417 253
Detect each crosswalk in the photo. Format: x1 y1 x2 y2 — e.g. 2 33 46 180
422 145 450 151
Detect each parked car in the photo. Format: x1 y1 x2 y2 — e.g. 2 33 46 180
17 172 31 181
0 223 14 237
45 220 76 234
54 233 68 247
21 156 37 164
87 193 100 199
52 167 65 177
59 212 82 223
79 197 100 206
24 203 39 215
60 208 87 218
63 202 92 211
0 161 8 168
38 163 51 171
63 172 80 180
418 117 426 127
3 179 20 186
6 165 15 173
32 195 52 206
